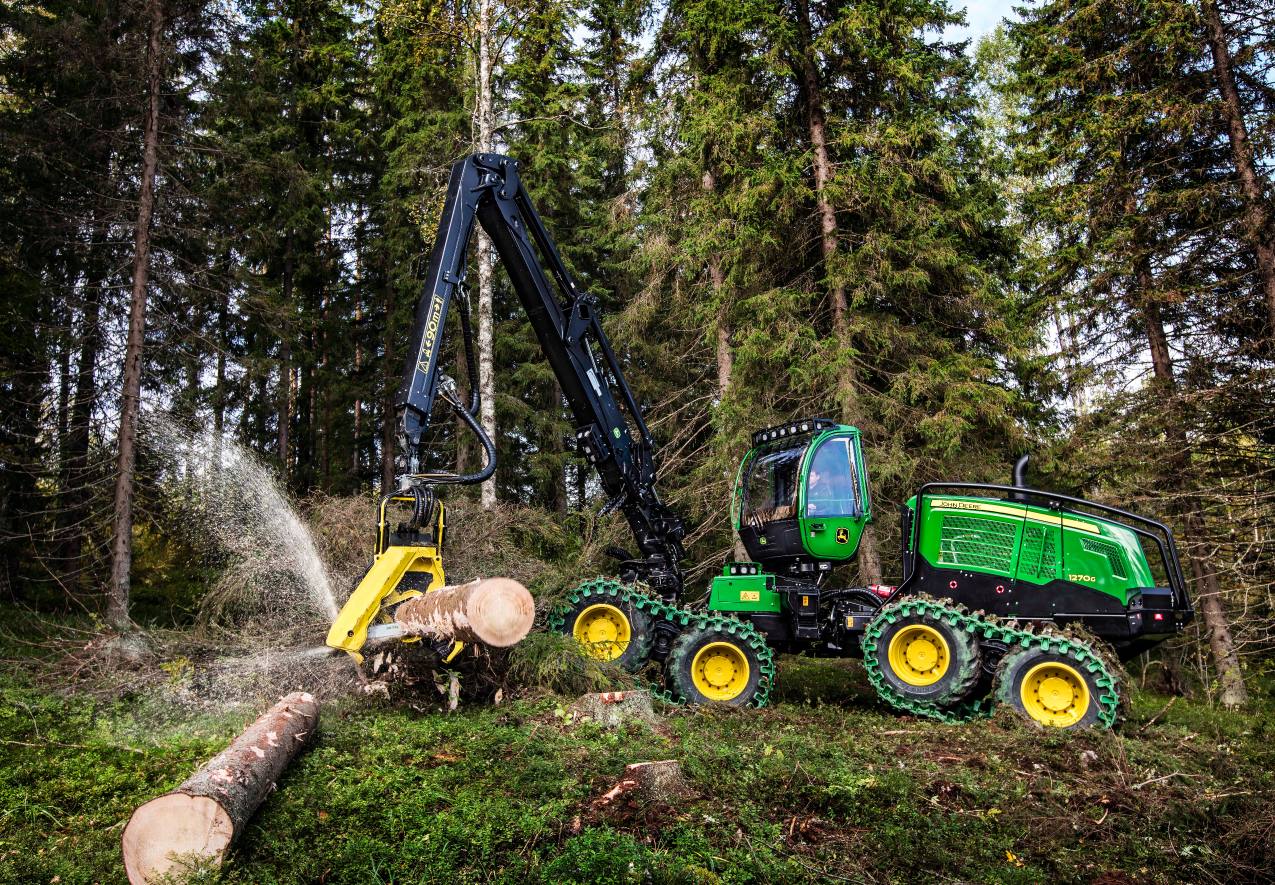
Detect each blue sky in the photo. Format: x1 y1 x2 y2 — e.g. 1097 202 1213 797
944 0 1020 45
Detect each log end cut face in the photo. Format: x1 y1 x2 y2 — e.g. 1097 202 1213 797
468 578 535 647
122 793 234 883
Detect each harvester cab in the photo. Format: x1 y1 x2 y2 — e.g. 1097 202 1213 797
732 419 873 573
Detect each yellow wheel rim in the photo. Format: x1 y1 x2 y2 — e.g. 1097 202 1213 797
886 624 950 687
690 642 751 701
1020 661 1091 728
573 603 631 661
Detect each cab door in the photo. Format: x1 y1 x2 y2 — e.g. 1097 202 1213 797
798 431 871 562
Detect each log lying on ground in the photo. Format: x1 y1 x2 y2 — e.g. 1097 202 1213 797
393 577 534 647
122 691 318 884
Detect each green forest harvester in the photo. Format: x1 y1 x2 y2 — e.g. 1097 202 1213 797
327 153 1194 730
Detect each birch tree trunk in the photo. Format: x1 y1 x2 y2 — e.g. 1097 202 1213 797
382 279 397 493
106 0 164 632
1200 0 1275 336
792 0 881 584
475 0 498 510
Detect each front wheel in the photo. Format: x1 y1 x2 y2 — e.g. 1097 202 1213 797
554 581 654 672
665 624 763 706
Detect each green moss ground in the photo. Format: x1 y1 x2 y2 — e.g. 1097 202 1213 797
0 623 1271 885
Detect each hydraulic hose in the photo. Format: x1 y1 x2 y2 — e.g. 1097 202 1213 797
456 287 481 418
448 393 497 484
405 393 496 487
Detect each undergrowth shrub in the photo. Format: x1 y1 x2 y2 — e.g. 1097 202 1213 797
506 631 638 696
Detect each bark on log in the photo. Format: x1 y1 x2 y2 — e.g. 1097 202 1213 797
393 577 534 647
122 691 319 884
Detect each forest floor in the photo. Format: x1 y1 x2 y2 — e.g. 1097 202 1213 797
0 606 1272 885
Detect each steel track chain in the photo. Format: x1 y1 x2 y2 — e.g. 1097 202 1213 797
860 593 1122 728
547 576 777 708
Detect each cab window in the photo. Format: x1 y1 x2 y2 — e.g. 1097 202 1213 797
743 445 805 524
805 436 862 517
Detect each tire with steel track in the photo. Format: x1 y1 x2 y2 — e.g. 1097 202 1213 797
995 645 1105 729
555 582 654 672
870 604 981 706
665 624 763 707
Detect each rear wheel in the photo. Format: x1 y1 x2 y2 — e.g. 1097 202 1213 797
871 606 980 706
995 647 1104 729
555 583 654 672
666 625 763 706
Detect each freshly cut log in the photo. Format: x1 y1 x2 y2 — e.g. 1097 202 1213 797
393 577 534 647
122 691 318 884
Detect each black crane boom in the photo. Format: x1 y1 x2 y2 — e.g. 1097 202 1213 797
396 153 685 601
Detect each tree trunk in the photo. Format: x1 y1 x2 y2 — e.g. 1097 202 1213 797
319 336 331 488
106 0 163 633
1200 0 1275 336
277 239 293 476
1183 516 1247 707
381 392 396 493
213 295 227 473
298 356 312 492
703 171 733 401
56 307 71 460
592 760 690 808
382 278 397 494
59 228 108 590
1134 262 1247 705
792 0 880 584
475 0 498 510
1144 297 1174 385
393 577 533 647
213 280 228 438
121 692 319 884
702 169 748 563
549 380 568 515
353 297 363 476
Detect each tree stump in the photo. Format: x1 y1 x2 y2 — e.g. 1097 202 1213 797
592 760 690 807
393 577 534 647
569 691 657 728
122 691 319 884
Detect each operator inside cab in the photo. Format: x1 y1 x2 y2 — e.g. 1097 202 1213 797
806 437 859 517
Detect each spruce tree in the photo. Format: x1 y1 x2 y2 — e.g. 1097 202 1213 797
212 0 363 490
1008 0 1259 704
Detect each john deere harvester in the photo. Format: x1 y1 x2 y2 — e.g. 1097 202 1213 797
551 420 1194 728
329 153 1194 730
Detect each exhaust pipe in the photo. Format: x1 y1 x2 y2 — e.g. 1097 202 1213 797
1011 455 1030 501
1012 455 1030 489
